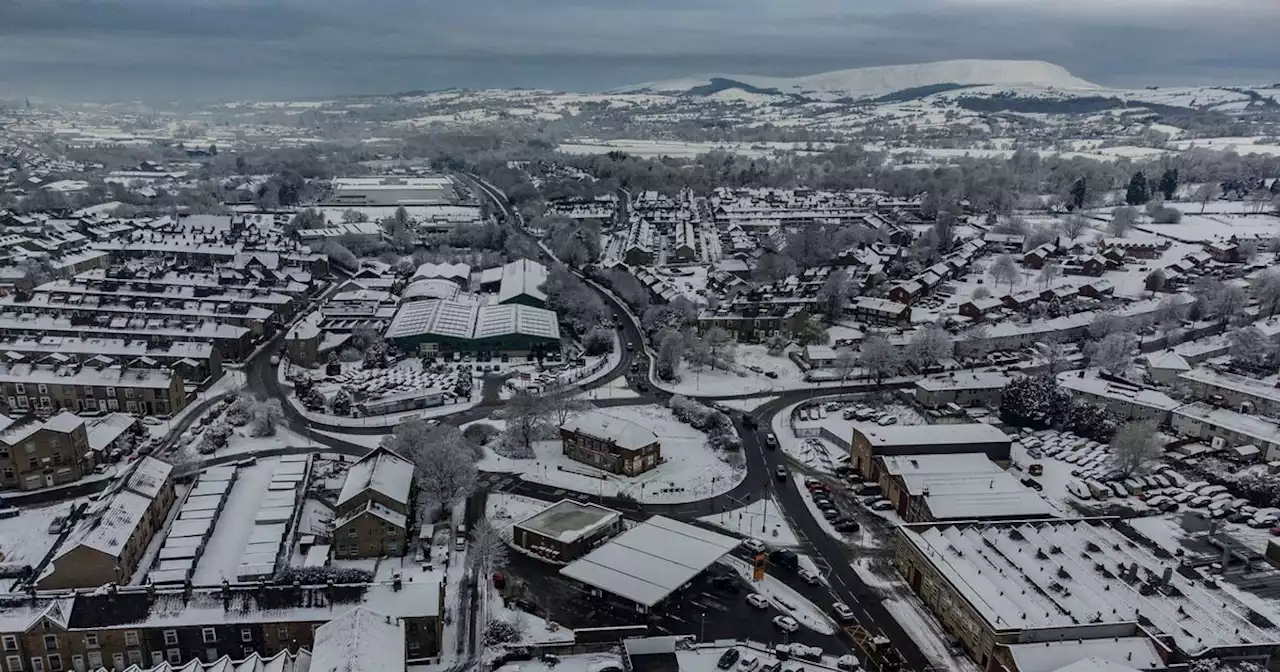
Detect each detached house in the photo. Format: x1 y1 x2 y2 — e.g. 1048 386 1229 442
333 447 414 559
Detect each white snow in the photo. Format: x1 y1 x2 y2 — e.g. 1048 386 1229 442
882 597 982 672
718 555 836 635
475 405 746 504
0 501 78 564
718 396 779 412
656 345 818 397
576 375 641 401
698 497 799 547
190 459 280 584
485 492 557 538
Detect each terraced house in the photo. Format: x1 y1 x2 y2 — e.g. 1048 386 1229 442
332 448 414 559
0 411 91 490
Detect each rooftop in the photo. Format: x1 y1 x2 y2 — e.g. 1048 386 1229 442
337 448 414 509
880 453 1003 478
496 258 549 305
1003 637 1165 672
857 423 1010 448
310 606 405 672
916 371 1015 392
514 499 621 543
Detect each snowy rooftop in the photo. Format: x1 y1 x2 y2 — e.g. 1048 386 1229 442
915 371 1014 392
921 489 1054 520
514 499 621 543
1056 370 1182 412
1173 403 1280 445
124 456 173 499
1145 351 1190 372
0 362 175 389
899 518 1280 655
880 453 1002 478
79 648 310 672
497 258 548 305
1004 637 1165 672
560 410 659 451
310 606 405 672
337 448 413 509
86 413 140 452
384 299 559 342
1179 366 1280 405
857 423 1010 447
58 490 154 560
0 410 83 446
560 516 739 607
0 335 215 360
474 304 560 341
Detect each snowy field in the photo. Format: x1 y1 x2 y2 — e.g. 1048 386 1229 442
718 396 779 412
557 139 830 159
698 498 798 547
1137 212 1280 243
657 345 814 397
174 423 310 464
882 598 981 672
475 405 746 503
575 375 640 402
0 501 77 565
718 556 836 635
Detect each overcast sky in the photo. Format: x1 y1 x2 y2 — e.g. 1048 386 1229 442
1 0 1277 102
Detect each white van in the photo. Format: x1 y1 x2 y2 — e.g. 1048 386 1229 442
1086 480 1113 500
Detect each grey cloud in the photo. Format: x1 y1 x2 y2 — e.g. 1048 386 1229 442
0 0 1275 101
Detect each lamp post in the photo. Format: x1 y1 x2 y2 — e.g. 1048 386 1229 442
700 611 706 642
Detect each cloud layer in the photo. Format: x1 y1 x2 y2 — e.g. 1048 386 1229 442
1 0 1276 101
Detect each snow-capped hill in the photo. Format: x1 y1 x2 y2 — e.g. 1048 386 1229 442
615 60 1099 101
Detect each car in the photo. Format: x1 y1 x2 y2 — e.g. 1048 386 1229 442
836 655 861 671
1188 496 1212 508
832 602 855 622
804 477 822 490
1108 483 1129 498
717 649 741 670
269 354 281 366
1171 491 1196 503
1158 499 1180 513
765 434 778 449
747 593 769 609
876 416 898 426
773 615 800 633
775 466 789 480
1229 511 1254 524
871 500 894 512
743 538 768 554
834 520 861 532
1020 477 1043 491
760 662 781 672
798 569 820 585
822 508 840 519
765 371 778 379
626 342 635 351
1146 495 1171 509
1250 515 1279 528
454 536 465 551
711 575 740 592
1028 463 1044 476
1200 484 1229 497
861 495 882 506
737 654 760 672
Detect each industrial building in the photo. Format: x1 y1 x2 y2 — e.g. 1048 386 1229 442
383 298 560 358
894 518 1280 671
328 177 455 206
876 453 1053 522
513 499 623 562
851 423 1011 479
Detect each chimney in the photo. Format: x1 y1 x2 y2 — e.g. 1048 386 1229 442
392 571 403 592
1162 566 1173 588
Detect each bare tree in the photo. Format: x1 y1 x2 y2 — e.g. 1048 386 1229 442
655 329 684 380
1059 214 1089 239
1087 332 1135 374
1253 270 1280 316
858 335 900 385
703 326 737 370
834 349 858 382
468 518 509 576
1196 183 1222 213
1109 206 1138 237
816 270 850 322
544 386 589 426
1230 326 1274 363
1035 336 1072 374
1038 262 1061 288
382 420 478 511
1214 285 1249 325
1154 296 1187 333
1088 312 1125 339
500 390 549 458
1239 239 1259 263
906 324 954 371
957 324 991 360
1111 420 1162 477
989 254 1021 292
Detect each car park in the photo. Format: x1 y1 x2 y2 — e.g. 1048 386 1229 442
747 593 769 609
773 616 800 633
738 655 760 672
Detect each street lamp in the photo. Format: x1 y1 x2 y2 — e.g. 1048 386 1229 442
700 611 706 642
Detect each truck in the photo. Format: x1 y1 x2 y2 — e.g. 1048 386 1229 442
770 549 799 571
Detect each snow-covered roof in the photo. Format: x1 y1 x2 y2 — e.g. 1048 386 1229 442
84 649 311 672
898 518 1280 656
1056 370 1181 412
58 490 154 560
857 423 1010 448
0 410 83 446
497 258 548 304
560 516 739 607
311 607 405 672
880 453 1002 478
124 456 173 499
922 489 1054 520
86 413 139 452
560 410 659 452
411 262 470 282
1051 660 1145 672
334 501 407 530
473 304 560 341
1005 638 1164 672
1173 402 1280 446
1179 366 1280 405
915 371 1013 392
1145 350 1190 372
337 448 413 509
515 499 621 543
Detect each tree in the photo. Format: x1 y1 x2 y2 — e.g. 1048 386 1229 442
1252 270 1280 316
583 327 613 356
655 329 684 380
1230 326 1274 364
342 209 369 223
793 317 830 346
957 324 991 360
1087 332 1135 374
972 286 992 300
362 341 388 369
816 270 850 322
703 327 737 370
1035 336 1072 375
1214 285 1249 325
1196 183 1222 213
858 335 900 385
1000 375 1069 429
468 518 508 576
382 421 478 510
754 253 796 283
332 388 353 416
1239 239 1259 263
931 202 961 253
1158 169 1179 200
288 208 326 234
1069 177 1088 210
1088 312 1125 339
1125 172 1150 206
1154 295 1187 331
321 242 358 272
1110 420 1162 477
1038 262 1061 288
764 333 789 356
1059 214 1088 239
907 324 953 371
988 254 1021 291
500 390 549 458
248 399 284 437
1109 206 1138 237
544 386 589 427
1144 269 1166 295
834 349 858 382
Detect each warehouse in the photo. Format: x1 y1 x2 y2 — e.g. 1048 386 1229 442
894 518 1280 670
560 516 739 612
329 176 455 206
513 499 623 562
383 298 560 358
877 454 1053 522
851 423 1011 479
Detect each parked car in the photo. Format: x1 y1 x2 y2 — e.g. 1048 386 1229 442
836 655 860 671
1028 463 1044 476
1188 496 1212 508
747 594 769 609
711 575 740 592
834 520 860 532
773 615 800 633
743 538 768 554
871 500 894 512
737 655 760 672
1020 477 1043 491
1066 480 1092 500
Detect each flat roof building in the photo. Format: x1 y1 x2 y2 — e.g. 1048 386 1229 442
852 423 1011 479
329 176 455 206
513 499 624 562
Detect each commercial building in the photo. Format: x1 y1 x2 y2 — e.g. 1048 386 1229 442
852 423 1011 479
0 362 187 416
513 499 624 562
333 448 414 558
894 518 1280 671
383 299 560 358
560 410 661 476
0 411 91 490
38 457 175 589
560 516 740 612
329 176 455 206
296 222 385 245
877 453 1053 522
494 258 549 308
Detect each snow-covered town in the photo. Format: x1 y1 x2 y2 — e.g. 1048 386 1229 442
3 38 1280 672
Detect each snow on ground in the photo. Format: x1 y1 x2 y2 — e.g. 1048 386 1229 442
0 500 77 564
314 429 384 450
657 345 814 397
463 653 621 672
148 370 245 442
1169 137 1280 156
718 396 779 412
698 498 799 547
1137 212 1280 243
174 423 310 464
189 459 279 584
489 589 576 646
576 375 641 401
485 493 555 537
719 556 836 636
850 558 900 591
882 597 981 672
475 405 746 504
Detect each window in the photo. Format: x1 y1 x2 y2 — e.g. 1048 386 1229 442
239 629 251 643
125 402 137 413
39 398 50 411
124 632 138 647
83 634 98 649
15 398 27 410
6 656 20 672
241 647 254 658
42 636 56 652
37 384 47 395
29 659 41 672
110 654 122 672
346 529 357 538
1 470 10 481
276 626 289 639
1 638 15 652
126 652 141 667
165 650 180 665
105 388 115 398
201 628 216 644
124 389 134 399
0 449 8 460
46 655 60 672
204 650 217 664
14 384 23 395
106 399 118 411
162 630 178 646
86 653 101 669
83 387 93 396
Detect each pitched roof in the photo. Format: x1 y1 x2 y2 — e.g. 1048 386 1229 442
311 607 405 672
337 448 413 510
